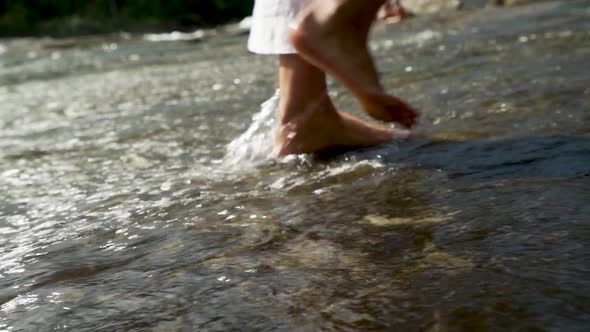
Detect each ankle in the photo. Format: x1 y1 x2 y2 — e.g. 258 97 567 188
278 92 336 126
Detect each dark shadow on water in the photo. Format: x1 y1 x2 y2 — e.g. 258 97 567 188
319 135 590 182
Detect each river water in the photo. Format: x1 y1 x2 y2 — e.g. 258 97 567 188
1 1 589 331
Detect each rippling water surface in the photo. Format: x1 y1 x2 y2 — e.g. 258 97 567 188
1 1 589 331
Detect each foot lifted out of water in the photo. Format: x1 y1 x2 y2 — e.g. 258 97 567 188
289 1 419 128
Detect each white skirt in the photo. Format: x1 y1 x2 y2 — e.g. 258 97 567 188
248 0 311 55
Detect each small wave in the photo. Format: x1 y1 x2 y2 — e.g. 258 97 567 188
404 29 442 45
373 29 442 50
143 30 205 42
269 159 385 192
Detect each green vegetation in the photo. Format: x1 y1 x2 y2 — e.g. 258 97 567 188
0 0 254 37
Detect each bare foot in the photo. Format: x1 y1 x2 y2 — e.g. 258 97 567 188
289 1 418 127
360 92 418 127
275 95 409 157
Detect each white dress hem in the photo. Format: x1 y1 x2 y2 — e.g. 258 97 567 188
248 0 309 55
248 16 297 55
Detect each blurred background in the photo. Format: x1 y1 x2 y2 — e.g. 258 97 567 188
0 0 255 37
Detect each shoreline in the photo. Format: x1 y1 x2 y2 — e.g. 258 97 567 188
0 0 548 41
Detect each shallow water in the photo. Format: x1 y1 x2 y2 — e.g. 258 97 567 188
1 1 590 331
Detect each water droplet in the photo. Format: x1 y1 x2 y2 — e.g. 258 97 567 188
405 66 413 72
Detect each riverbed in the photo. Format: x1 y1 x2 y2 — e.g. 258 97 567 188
1 1 589 331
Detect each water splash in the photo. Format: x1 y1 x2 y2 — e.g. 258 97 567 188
224 90 280 169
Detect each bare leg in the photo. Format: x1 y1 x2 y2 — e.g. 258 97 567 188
289 0 418 127
275 54 409 157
